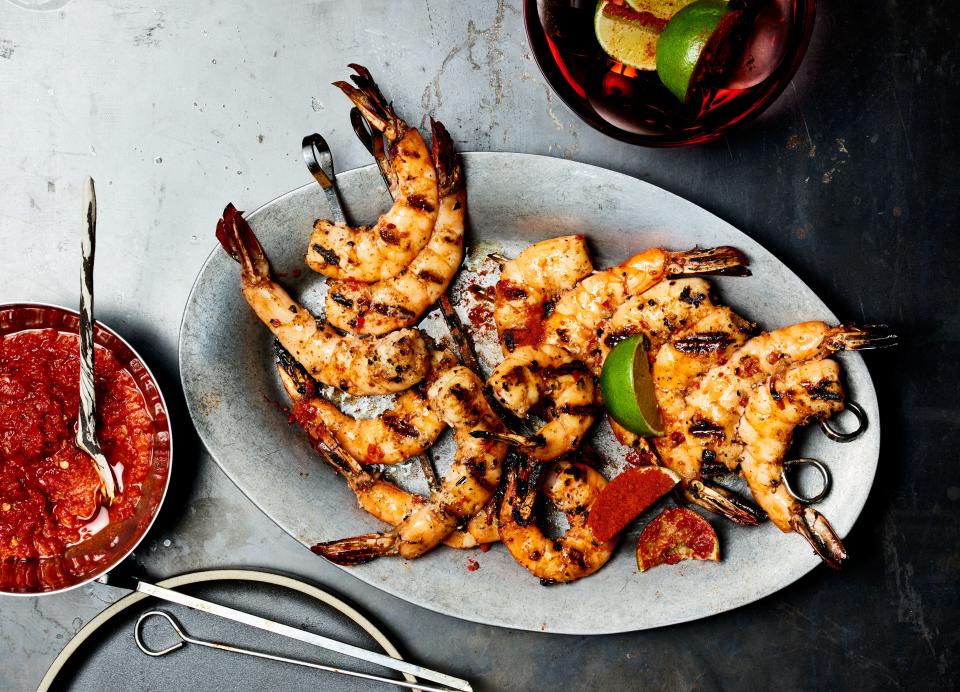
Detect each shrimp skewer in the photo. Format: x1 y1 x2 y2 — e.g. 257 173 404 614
276 355 497 549
663 322 896 481
479 345 597 461
313 365 508 563
587 279 761 525
216 204 429 395
543 246 750 371
306 65 439 283
325 120 466 335
499 455 617 584
493 236 594 354
738 359 849 568
277 343 455 465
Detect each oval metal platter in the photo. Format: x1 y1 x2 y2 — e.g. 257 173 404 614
179 153 880 634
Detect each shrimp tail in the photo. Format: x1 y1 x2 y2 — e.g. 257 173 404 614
333 64 403 140
681 479 766 526
502 452 544 527
274 340 316 400
311 532 398 566
827 324 898 351
215 203 270 280
791 506 848 569
430 118 462 195
667 246 751 277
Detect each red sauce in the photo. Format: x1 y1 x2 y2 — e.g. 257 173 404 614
0 330 153 559
467 303 493 332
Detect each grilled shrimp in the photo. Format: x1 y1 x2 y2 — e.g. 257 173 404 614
499 456 617 583
277 343 455 465
300 414 500 549
493 236 593 354
543 246 750 371
650 306 759 456
216 204 429 395
277 356 496 549
738 359 848 568
632 305 764 525
598 278 716 367
306 65 438 282
312 365 508 563
482 345 597 461
325 120 465 335
666 322 896 479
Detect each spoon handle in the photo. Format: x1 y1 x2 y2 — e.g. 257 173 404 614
77 177 116 500
78 177 98 442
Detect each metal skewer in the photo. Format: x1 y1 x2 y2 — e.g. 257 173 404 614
76 176 118 504
135 610 457 692
95 570 472 691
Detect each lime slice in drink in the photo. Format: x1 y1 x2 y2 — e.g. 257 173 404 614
656 0 737 102
594 0 664 71
600 334 663 437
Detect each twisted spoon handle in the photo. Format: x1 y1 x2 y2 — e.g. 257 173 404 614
77 176 116 501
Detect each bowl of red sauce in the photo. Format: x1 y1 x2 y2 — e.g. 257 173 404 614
0 303 171 594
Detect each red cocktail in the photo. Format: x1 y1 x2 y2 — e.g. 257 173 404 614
525 0 816 146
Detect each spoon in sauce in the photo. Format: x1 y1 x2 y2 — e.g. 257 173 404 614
76 176 117 504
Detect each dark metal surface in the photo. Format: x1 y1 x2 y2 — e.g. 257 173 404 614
0 0 957 689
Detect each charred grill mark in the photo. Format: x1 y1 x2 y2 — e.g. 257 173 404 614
700 449 725 476
382 412 420 438
804 378 843 401
379 223 401 245
678 285 707 307
406 194 435 212
312 244 340 266
542 299 557 319
769 377 783 402
557 404 600 417
497 280 527 301
372 302 417 319
689 419 725 438
673 332 733 354
329 291 354 308
603 327 639 349
417 269 445 284
568 547 587 569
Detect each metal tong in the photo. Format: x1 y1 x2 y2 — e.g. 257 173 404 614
135 610 459 692
103 572 471 691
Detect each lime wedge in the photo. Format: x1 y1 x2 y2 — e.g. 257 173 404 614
594 0 662 71
656 0 735 102
600 335 663 437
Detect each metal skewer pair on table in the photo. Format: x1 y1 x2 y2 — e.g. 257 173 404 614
135 609 457 692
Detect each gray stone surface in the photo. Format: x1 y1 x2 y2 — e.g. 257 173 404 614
1 0 957 690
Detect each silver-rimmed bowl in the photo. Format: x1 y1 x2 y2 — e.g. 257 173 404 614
0 303 172 595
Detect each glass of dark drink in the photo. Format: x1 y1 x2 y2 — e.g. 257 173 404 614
525 0 816 146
